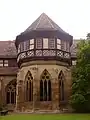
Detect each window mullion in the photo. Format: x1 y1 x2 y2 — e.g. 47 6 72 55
30 80 32 101
13 91 15 104
10 92 11 104
27 81 28 101
3 60 4 67
60 80 62 101
14 90 16 104
28 81 30 101
43 80 44 101
31 80 33 101
47 80 48 101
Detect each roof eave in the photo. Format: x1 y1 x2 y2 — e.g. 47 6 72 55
15 30 73 47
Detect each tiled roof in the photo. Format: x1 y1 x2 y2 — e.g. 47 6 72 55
0 67 18 75
0 41 17 58
23 13 70 35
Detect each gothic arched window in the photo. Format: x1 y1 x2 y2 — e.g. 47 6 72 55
58 71 65 101
6 79 16 104
40 69 51 101
25 71 33 101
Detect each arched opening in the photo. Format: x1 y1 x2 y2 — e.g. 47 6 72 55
58 71 65 101
25 71 33 101
6 79 16 104
40 69 51 101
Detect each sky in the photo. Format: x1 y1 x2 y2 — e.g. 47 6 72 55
0 0 90 41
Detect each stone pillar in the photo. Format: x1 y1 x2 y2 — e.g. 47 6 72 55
52 69 59 112
0 78 2 106
16 69 25 112
0 77 5 106
16 80 24 112
65 68 72 101
32 66 38 112
52 78 59 111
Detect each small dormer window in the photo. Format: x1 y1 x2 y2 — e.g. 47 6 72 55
57 39 61 49
0 60 8 67
29 39 34 49
4 60 8 67
43 38 48 49
0 60 3 67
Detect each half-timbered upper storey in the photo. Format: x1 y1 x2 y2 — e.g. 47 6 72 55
15 13 73 66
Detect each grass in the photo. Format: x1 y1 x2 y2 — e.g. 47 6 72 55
0 114 90 120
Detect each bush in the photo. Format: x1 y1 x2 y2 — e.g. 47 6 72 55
70 40 90 113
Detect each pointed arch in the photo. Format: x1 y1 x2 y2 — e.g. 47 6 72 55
25 71 33 101
40 69 51 101
6 79 16 104
58 70 65 101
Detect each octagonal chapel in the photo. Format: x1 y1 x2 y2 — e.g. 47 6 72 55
15 13 73 112
0 13 73 113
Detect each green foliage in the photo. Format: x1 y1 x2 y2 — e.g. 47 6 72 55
70 40 90 112
86 33 90 39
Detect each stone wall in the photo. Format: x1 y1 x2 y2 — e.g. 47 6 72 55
16 60 71 112
0 75 17 111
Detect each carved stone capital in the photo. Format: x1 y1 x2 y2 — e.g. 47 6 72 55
30 67 38 71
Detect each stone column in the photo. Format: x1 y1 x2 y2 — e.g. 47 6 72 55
16 69 25 112
0 77 5 106
52 69 59 112
16 80 24 112
64 68 72 102
52 78 59 111
0 78 2 106
32 66 38 112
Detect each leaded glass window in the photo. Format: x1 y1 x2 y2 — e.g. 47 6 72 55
40 69 51 101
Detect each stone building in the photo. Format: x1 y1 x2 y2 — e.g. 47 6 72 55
0 13 77 113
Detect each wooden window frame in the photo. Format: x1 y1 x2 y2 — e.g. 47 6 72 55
43 38 49 49
0 60 3 67
36 38 43 49
57 38 61 49
29 39 34 50
4 60 8 67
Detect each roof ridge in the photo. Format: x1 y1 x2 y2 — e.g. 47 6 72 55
46 14 55 29
34 13 43 30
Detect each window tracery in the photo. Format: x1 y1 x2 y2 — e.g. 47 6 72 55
58 71 65 101
6 80 16 104
25 71 33 101
40 69 51 101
